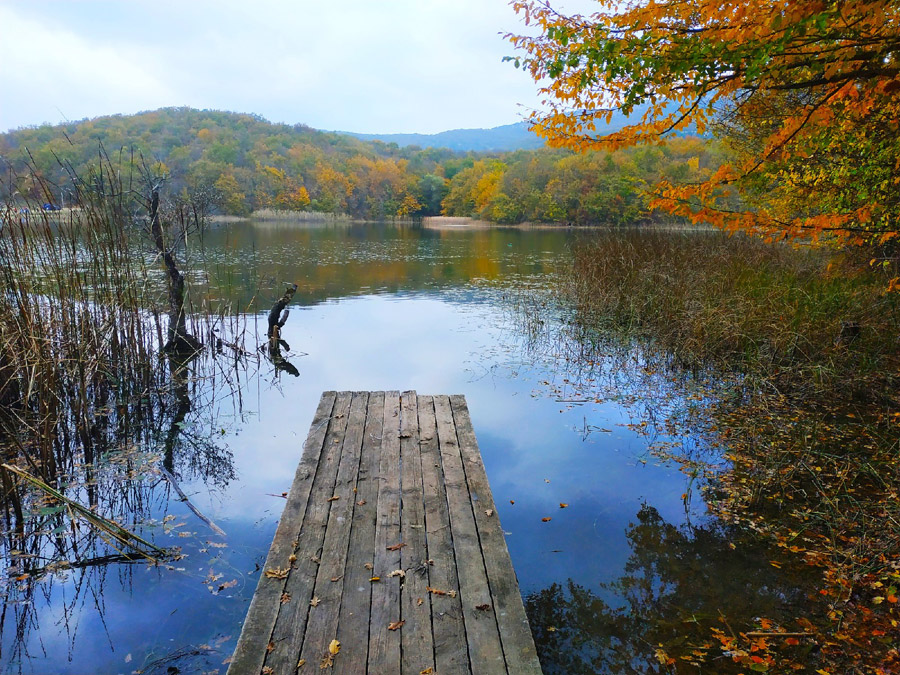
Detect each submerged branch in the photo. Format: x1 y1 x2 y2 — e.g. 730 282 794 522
1 463 169 561
157 465 226 536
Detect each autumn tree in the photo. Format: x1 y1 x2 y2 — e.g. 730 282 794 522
509 0 900 246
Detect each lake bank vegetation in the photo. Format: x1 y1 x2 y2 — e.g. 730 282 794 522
510 0 900 671
0 155 249 621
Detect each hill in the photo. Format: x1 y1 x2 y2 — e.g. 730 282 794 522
0 106 714 225
341 122 545 152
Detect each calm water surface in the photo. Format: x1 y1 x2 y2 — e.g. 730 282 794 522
1 221 803 674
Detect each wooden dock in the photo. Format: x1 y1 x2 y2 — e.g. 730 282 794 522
228 391 542 675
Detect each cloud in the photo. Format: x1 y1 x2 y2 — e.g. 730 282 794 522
0 0 552 134
0 5 182 131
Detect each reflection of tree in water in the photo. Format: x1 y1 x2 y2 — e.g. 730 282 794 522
526 504 816 674
0 346 246 672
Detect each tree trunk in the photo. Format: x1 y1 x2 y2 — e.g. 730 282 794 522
149 189 201 355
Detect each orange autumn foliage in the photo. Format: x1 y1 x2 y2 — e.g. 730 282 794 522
509 0 900 245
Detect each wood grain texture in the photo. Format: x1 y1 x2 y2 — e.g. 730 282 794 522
418 395 469 675
368 391 403 673
228 391 542 675
399 391 435 675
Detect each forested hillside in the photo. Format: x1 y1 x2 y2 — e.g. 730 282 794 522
0 107 719 224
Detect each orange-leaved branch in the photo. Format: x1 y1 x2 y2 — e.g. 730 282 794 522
508 0 900 246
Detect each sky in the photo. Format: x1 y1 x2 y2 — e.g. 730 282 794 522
0 0 592 135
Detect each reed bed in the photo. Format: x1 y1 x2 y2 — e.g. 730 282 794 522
565 229 900 402
0 155 250 582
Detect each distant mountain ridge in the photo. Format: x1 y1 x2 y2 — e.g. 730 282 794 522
339 122 545 152
336 107 669 152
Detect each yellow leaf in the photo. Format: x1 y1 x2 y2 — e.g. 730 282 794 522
329 639 341 655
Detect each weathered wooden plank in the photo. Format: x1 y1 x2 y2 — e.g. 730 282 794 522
296 391 370 670
262 391 353 673
399 391 435 675
418 395 470 675
449 394 543 674
434 395 507 674
231 391 542 675
367 391 403 672
333 392 384 675
227 391 336 675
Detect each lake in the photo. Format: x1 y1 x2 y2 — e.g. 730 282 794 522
1 220 807 674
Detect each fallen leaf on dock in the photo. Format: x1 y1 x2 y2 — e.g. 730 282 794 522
370 576 381 582
329 639 340 654
388 620 405 631
297 658 306 668
356 500 366 506
417 597 423 606
427 586 457 598
420 668 433 674
280 592 291 604
388 569 405 578
386 542 406 551
330 575 343 583
326 495 340 502
310 596 321 606
485 509 494 517
364 562 374 570
475 603 491 611
265 567 290 579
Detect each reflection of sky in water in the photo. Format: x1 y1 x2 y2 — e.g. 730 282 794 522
1 224 709 674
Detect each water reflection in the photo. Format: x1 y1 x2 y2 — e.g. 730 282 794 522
527 504 813 674
198 220 571 308
0 221 807 674
0 342 245 673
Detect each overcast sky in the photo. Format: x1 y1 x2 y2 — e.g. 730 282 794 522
0 0 593 135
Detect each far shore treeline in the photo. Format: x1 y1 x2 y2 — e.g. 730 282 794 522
0 107 718 225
